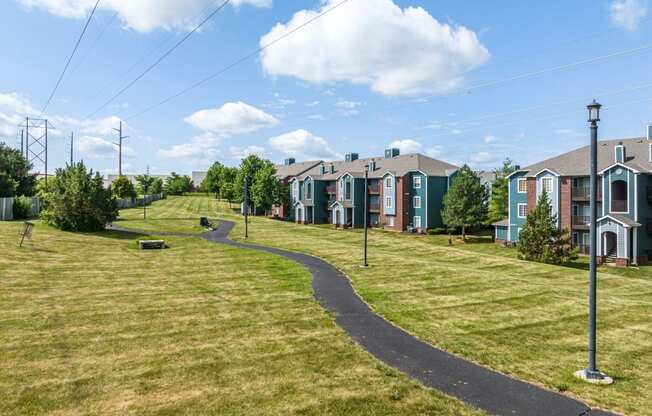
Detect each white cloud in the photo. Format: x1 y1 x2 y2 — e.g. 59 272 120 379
483 134 496 143
610 0 648 30
268 129 339 160
229 145 266 159
335 100 364 116
469 151 500 166
260 0 490 96
388 139 422 154
17 0 272 33
426 145 444 158
157 132 222 165
76 135 135 159
185 101 279 136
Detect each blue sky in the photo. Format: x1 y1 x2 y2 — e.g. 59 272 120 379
1 0 652 176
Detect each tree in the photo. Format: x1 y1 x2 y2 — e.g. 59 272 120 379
135 174 156 195
111 176 137 199
40 162 117 232
164 172 193 195
488 158 518 224
219 167 238 207
0 143 36 197
251 164 281 213
201 162 224 199
517 190 577 264
150 177 163 195
441 165 488 240
235 155 273 202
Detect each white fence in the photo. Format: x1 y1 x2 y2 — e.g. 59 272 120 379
0 197 41 221
116 193 165 209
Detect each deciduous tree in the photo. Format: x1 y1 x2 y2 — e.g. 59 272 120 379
0 143 36 197
111 176 137 199
441 165 488 240
164 172 193 195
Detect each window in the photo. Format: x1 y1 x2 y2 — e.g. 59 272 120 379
517 203 527 218
387 216 395 226
611 180 628 213
385 177 392 188
385 196 392 208
517 178 527 193
413 196 421 208
306 182 312 200
572 232 579 246
413 176 421 189
345 180 351 200
572 204 579 216
413 216 421 228
541 177 553 194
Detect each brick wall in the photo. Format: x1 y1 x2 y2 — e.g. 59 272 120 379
559 177 571 230
527 177 537 212
383 175 409 231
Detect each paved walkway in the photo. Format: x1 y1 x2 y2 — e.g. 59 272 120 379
202 220 619 416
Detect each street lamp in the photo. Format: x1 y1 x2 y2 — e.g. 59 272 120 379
362 165 369 268
243 176 249 239
575 99 612 384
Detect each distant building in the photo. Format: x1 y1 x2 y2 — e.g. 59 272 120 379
104 174 171 189
192 171 207 188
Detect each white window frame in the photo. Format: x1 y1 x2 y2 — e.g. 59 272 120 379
541 177 553 194
413 216 422 228
306 181 312 200
387 216 395 226
413 176 422 189
517 203 527 218
517 178 527 193
385 177 392 188
413 196 421 208
385 196 393 209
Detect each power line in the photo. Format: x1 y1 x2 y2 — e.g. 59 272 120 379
86 0 232 119
125 0 352 121
66 11 119 81
41 0 102 115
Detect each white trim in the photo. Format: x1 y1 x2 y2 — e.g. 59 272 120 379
517 177 527 193
507 169 528 179
534 168 560 177
385 195 393 209
596 214 638 228
633 228 638 265
517 203 527 218
541 177 553 194
413 176 422 189
424 175 428 228
614 145 624 163
599 162 638 174
609 174 629 214
413 215 422 228
413 195 421 208
508 174 512 240
635 173 638 221
649 143 652 162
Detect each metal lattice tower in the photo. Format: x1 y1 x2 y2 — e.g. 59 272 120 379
24 117 50 187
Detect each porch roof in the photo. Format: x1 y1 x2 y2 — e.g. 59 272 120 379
596 214 640 228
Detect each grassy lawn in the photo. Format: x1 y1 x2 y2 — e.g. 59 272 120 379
0 217 484 415
138 196 651 416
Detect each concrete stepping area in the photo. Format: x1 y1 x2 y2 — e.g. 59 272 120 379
202 220 621 416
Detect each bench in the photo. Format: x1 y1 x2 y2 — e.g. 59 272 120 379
138 240 165 250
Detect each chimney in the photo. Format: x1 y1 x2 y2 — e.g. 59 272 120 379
328 164 335 174
368 160 376 171
345 153 359 163
320 164 326 175
615 143 625 163
284 158 295 165
647 124 652 140
385 148 400 159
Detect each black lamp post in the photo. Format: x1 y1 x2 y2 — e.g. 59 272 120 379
362 166 369 268
243 176 249 239
575 99 612 384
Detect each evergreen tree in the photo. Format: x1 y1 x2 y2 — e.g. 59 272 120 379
149 177 163 195
517 189 578 264
488 158 518 224
0 143 37 197
441 165 488 240
41 162 117 232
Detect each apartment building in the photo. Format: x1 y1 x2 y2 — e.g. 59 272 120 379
495 128 652 266
285 148 458 232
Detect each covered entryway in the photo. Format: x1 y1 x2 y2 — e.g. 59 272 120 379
602 231 617 263
294 202 305 224
332 202 344 228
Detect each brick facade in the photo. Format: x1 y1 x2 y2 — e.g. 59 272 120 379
527 177 537 212
559 177 571 230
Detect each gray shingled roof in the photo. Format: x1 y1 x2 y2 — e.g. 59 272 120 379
522 137 652 176
274 160 322 180
294 153 458 181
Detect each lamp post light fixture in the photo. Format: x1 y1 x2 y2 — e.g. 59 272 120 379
362 165 369 268
575 99 613 385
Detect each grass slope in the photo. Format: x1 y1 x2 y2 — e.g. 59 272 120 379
137 196 652 416
0 215 480 415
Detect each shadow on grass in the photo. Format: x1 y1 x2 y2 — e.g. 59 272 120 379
93 229 150 240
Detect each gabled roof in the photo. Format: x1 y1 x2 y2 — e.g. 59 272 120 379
294 153 459 181
597 214 640 228
275 160 322 180
521 137 652 177
492 219 509 227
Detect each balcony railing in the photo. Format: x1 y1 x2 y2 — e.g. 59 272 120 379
369 202 380 211
572 215 590 226
572 187 601 200
611 199 627 213
368 184 380 194
326 185 336 194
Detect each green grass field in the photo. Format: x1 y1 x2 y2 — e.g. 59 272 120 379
0 205 481 415
131 195 650 416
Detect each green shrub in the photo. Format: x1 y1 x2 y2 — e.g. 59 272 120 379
12 196 32 219
111 176 137 199
41 162 117 232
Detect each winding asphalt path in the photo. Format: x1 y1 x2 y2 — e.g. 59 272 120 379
114 220 617 415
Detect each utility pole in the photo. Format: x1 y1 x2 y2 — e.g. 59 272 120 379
25 117 29 161
112 120 129 176
70 132 74 165
362 166 369 268
44 119 48 187
20 129 24 157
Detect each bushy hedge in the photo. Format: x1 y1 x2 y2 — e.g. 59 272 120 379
40 163 117 232
12 196 33 219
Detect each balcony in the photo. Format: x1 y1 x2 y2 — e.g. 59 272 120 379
572 187 601 201
369 202 380 211
326 185 336 194
611 199 627 213
572 215 590 227
368 184 380 194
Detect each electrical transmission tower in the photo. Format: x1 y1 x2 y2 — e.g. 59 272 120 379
112 120 129 176
24 117 51 187
69 132 74 165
